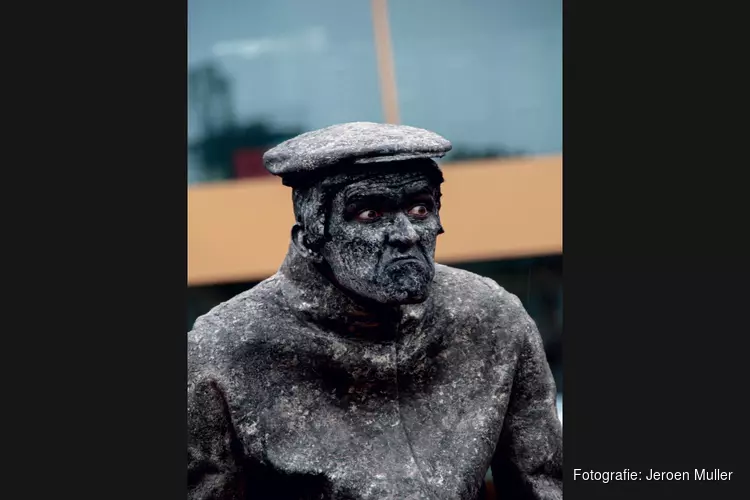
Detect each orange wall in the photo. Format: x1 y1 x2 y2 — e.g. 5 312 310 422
188 154 562 286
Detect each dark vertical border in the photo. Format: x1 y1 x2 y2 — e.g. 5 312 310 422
564 1 746 498
30 1 189 498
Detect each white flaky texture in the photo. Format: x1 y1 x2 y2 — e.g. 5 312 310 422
187 254 563 500
263 122 452 177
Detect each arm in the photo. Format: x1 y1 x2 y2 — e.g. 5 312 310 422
188 377 247 500
490 299 563 499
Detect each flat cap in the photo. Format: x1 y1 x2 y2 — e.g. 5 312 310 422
263 122 451 182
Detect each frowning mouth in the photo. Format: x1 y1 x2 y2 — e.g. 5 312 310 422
386 256 422 266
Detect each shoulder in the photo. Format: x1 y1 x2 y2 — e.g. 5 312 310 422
187 273 286 379
432 263 536 340
432 263 523 311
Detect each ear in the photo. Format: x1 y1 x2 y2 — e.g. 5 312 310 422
291 223 323 264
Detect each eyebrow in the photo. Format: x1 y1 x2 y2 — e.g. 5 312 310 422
344 193 391 207
344 188 435 208
404 187 435 199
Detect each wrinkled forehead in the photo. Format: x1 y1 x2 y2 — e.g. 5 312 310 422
334 170 436 204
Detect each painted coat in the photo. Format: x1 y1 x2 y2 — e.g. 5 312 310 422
188 249 562 500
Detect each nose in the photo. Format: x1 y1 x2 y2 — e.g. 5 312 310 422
387 213 419 249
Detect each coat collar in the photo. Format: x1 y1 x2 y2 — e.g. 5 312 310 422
278 244 433 344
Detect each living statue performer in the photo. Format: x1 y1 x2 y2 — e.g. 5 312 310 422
187 122 563 500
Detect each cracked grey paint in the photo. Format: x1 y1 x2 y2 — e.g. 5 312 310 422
188 122 562 499
263 122 452 179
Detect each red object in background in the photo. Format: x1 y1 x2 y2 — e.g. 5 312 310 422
233 148 272 179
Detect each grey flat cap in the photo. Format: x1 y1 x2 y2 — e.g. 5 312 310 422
263 122 452 181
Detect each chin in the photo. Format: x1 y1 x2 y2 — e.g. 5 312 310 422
342 265 435 306
373 282 431 306
383 270 434 304
346 280 431 306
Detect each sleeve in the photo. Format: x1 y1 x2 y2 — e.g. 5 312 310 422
489 295 563 500
187 377 248 500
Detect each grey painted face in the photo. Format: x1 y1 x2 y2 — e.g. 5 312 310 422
320 170 443 305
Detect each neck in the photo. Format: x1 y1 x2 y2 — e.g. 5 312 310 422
280 245 407 339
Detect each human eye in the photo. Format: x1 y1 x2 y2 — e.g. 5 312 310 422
407 204 430 219
356 209 382 222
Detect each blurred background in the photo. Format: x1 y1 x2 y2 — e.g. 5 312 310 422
187 0 562 425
